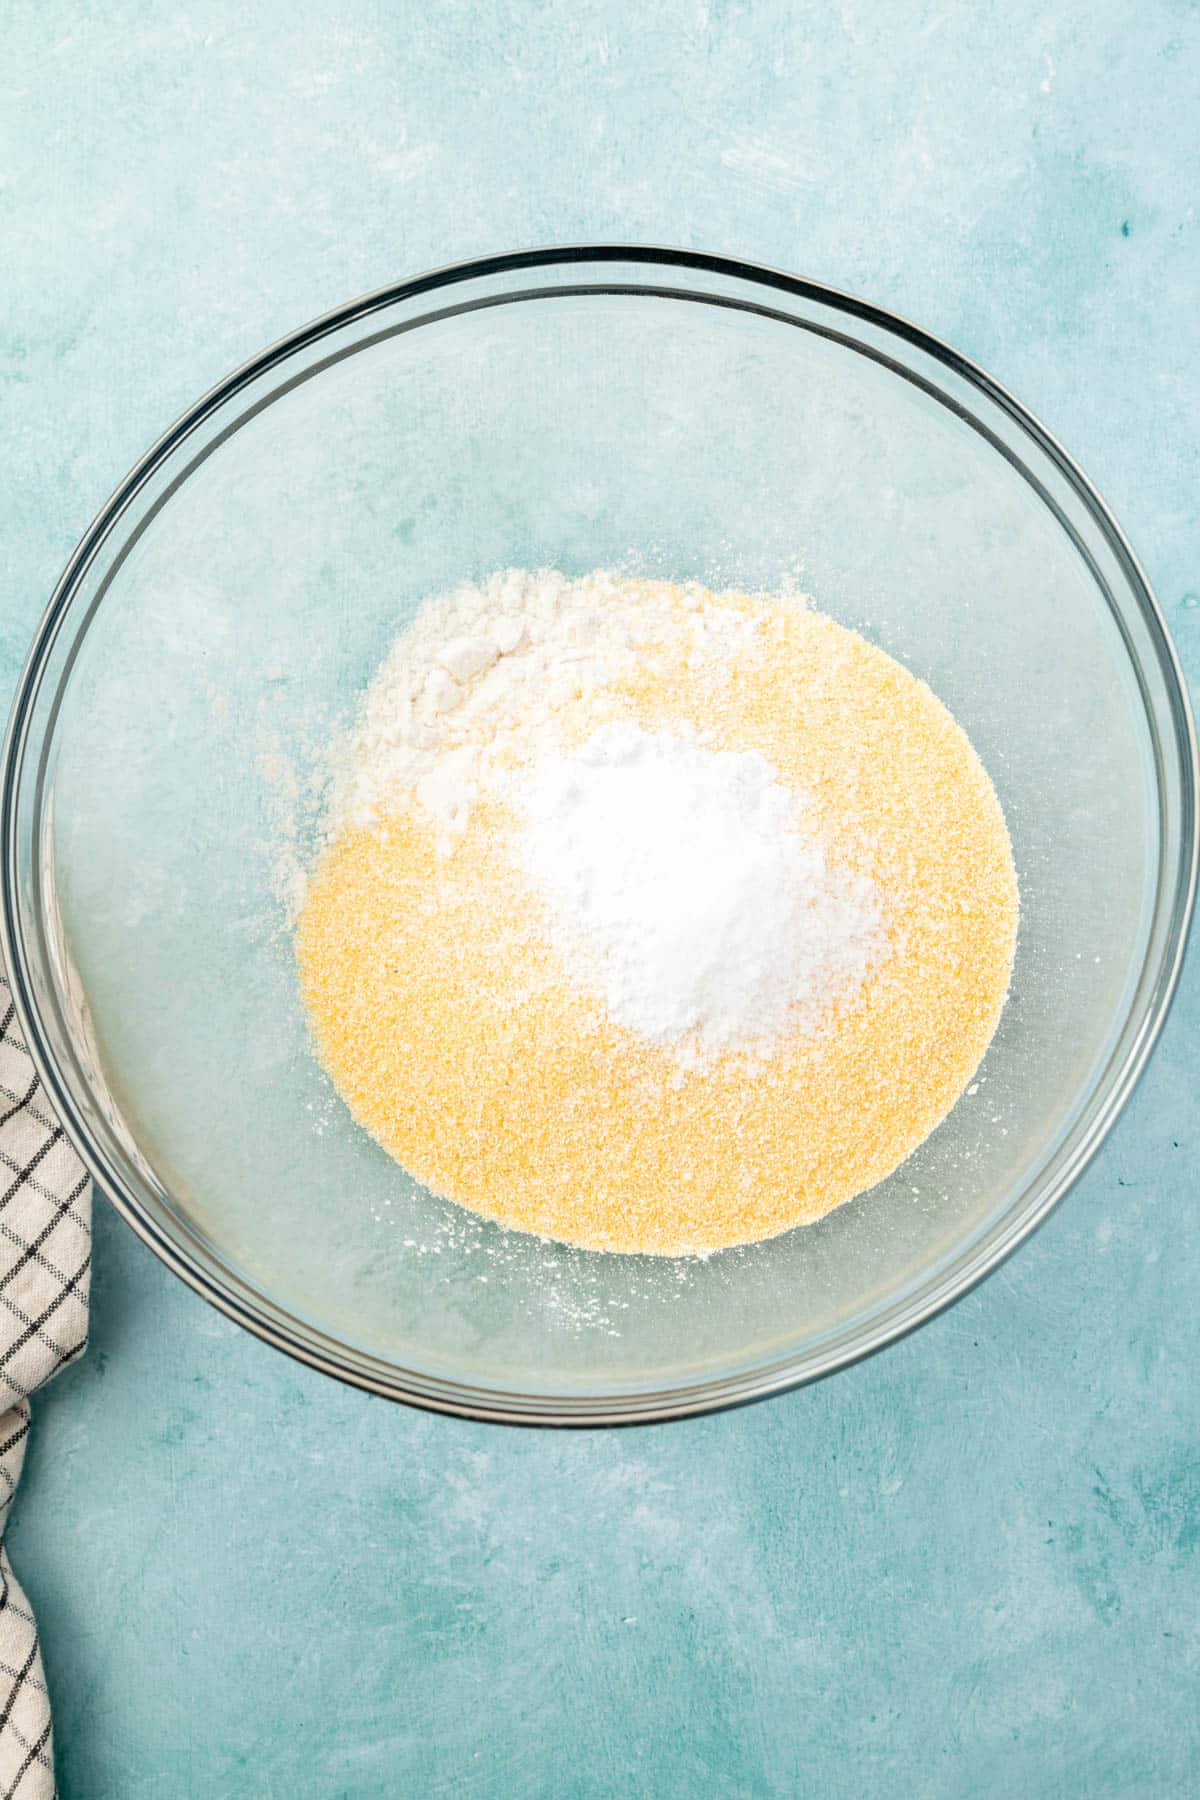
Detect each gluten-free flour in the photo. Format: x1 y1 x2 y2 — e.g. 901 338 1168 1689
297 571 1018 1254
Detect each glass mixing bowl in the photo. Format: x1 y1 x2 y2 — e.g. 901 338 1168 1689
3 249 1195 1423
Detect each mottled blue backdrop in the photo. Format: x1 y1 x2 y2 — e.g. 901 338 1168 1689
4 3 1198 1795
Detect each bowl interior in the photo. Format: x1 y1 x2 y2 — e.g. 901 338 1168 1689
12 257 1186 1415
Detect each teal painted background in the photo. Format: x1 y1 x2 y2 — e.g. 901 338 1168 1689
4 2 1199 1794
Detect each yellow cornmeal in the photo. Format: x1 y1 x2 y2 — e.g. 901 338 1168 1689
296 587 1018 1255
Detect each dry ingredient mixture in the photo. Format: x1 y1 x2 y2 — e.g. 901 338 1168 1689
296 570 1018 1255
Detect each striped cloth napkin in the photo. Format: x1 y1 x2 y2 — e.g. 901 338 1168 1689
0 976 90 1798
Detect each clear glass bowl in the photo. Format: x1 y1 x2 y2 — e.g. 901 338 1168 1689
3 249 1195 1423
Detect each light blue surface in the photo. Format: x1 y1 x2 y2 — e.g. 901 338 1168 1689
3 2 1198 1794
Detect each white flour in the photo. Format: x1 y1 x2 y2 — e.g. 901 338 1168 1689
335 568 760 852
332 569 887 1064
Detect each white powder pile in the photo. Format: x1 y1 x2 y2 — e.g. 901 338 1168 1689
517 721 886 1061
331 569 887 1066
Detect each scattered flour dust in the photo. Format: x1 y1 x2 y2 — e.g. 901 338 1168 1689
296 569 1018 1255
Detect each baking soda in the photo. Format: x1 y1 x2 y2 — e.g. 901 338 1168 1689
515 721 885 1062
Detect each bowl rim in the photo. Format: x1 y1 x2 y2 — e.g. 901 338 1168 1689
3 243 1196 1427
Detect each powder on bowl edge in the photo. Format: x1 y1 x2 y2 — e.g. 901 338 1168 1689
295 569 1019 1255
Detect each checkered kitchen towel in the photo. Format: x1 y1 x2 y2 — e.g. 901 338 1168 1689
0 976 90 1798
